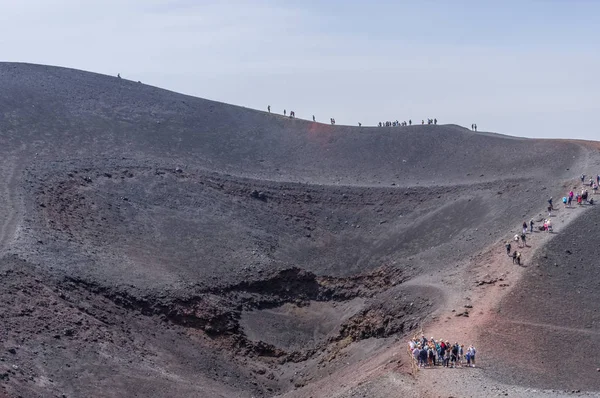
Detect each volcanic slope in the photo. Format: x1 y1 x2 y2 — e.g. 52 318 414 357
0 62 596 397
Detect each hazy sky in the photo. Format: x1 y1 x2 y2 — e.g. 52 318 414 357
1 0 598 139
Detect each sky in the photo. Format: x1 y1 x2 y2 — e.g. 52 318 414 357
0 0 598 139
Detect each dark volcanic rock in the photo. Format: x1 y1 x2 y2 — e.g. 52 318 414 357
0 62 595 397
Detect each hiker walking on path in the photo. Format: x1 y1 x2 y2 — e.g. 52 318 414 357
529 219 534 232
450 343 459 368
466 347 472 366
505 241 511 255
568 190 574 206
520 232 527 247
522 222 527 235
512 251 518 264
468 346 476 367
516 251 522 265
581 174 585 183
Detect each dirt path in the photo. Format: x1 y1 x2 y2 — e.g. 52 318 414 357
407 144 600 396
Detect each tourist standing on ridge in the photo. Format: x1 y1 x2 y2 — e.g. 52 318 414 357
312 115 315 122
434 118 437 124
358 122 362 127
409 119 412 125
284 109 286 116
268 105 271 113
474 124 478 131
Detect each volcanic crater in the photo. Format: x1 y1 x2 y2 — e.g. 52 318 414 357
0 62 598 397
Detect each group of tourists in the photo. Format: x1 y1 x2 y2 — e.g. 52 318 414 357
562 188 595 207
280 109 297 118
506 235 525 265
505 173 598 266
408 335 477 369
267 107 448 129
268 106 298 119
377 119 438 127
